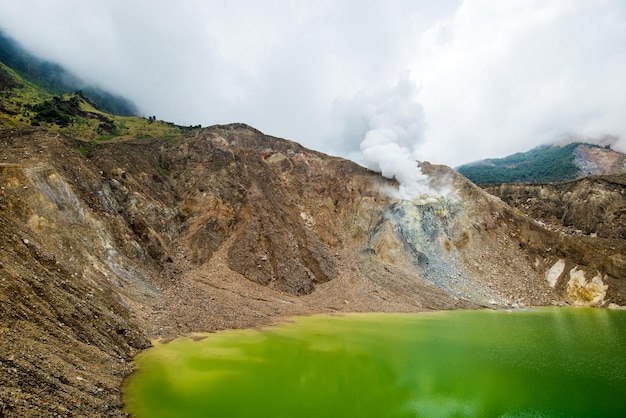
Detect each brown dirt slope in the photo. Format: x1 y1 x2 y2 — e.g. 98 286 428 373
0 125 625 416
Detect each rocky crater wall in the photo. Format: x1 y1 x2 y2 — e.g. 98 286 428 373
0 126 624 416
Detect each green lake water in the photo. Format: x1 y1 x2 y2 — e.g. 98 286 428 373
124 308 626 417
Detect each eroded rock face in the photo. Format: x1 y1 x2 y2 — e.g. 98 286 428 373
0 125 625 416
573 145 626 177
484 175 626 239
0 132 154 417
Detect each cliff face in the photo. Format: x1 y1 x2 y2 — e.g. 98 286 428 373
573 145 626 177
483 175 626 240
1 125 625 416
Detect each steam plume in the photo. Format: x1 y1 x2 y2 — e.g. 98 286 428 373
336 75 445 201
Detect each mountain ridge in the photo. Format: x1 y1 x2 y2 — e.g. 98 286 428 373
457 142 626 184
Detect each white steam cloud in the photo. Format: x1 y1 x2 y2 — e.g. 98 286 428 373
333 75 446 201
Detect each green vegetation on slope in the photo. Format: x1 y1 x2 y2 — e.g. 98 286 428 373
0 29 137 116
457 143 587 184
0 53 196 144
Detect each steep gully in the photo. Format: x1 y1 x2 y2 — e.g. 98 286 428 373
0 125 624 416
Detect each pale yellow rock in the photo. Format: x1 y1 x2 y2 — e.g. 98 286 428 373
545 259 565 288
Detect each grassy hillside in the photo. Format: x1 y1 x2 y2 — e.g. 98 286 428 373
0 55 195 144
456 143 587 184
0 29 137 116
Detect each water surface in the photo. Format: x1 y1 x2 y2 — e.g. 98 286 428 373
125 308 626 417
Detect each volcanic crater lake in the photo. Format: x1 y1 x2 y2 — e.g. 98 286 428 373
124 308 626 417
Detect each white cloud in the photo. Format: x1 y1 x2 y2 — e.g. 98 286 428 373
412 0 626 166
0 0 624 169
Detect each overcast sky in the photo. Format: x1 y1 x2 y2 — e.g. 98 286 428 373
0 0 625 168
